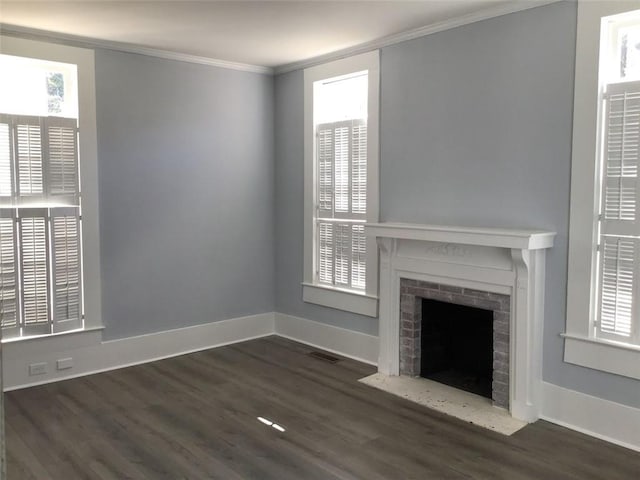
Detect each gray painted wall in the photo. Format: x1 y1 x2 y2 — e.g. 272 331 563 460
274 2 640 408
96 50 275 340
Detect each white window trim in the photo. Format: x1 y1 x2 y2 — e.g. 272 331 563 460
303 51 380 317
0 36 103 338
565 2 640 380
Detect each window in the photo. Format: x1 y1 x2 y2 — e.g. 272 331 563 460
0 36 101 341
595 13 640 345
0 56 82 339
303 51 379 317
566 4 640 380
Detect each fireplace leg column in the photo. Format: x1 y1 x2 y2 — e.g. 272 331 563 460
377 238 399 375
510 248 545 423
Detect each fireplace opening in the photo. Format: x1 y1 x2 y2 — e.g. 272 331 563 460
420 298 493 399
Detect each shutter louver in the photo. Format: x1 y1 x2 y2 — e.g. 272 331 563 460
51 208 82 332
0 117 13 200
604 183 636 221
45 117 79 204
597 80 640 343
0 214 19 335
19 211 50 334
15 117 44 198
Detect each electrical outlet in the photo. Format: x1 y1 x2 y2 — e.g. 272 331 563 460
56 358 73 370
29 362 47 376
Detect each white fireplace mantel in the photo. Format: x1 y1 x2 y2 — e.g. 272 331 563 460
365 222 555 423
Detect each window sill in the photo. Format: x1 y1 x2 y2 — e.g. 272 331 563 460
302 283 378 317
563 333 640 380
2 325 104 346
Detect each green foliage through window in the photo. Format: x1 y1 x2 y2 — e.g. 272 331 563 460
46 72 64 114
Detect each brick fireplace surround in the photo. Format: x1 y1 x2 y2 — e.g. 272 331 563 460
399 278 510 409
365 223 555 423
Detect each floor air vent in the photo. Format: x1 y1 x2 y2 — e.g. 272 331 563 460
309 351 340 363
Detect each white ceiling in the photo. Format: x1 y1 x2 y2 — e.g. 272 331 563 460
0 1 536 69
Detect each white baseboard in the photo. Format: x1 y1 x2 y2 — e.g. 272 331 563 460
3 312 378 391
3 312 275 390
274 313 378 365
541 381 640 452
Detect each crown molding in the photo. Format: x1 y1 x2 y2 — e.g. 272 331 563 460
275 0 563 75
0 23 274 75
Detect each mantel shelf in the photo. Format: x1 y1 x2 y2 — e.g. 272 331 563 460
365 222 555 250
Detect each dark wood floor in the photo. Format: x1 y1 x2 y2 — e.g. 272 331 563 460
5 336 640 479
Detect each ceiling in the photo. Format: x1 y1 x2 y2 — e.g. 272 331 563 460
0 1 532 69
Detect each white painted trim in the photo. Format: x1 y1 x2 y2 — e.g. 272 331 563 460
274 313 378 366
302 283 378 317
541 381 640 452
303 51 380 313
2 328 103 357
4 311 379 389
366 222 555 250
0 24 273 75
369 225 553 423
3 313 275 390
276 0 561 74
563 335 640 380
1 325 104 345
0 35 103 332
565 1 640 377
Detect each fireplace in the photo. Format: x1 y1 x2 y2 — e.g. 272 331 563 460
365 223 555 422
399 279 510 409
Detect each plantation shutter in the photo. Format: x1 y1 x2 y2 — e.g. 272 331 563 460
317 125 334 217
50 208 82 332
335 223 350 286
334 126 349 214
44 117 79 205
18 209 50 336
597 80 640 342
0 113 83 339
318 222 333 284
351 123 367 215
599 237 637 338
15 116 45 200
315 119 368 291
351 224 366 289
0 211 19 337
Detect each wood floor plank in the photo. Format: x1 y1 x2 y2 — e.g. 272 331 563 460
4 423 54 480
6 336 640 479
